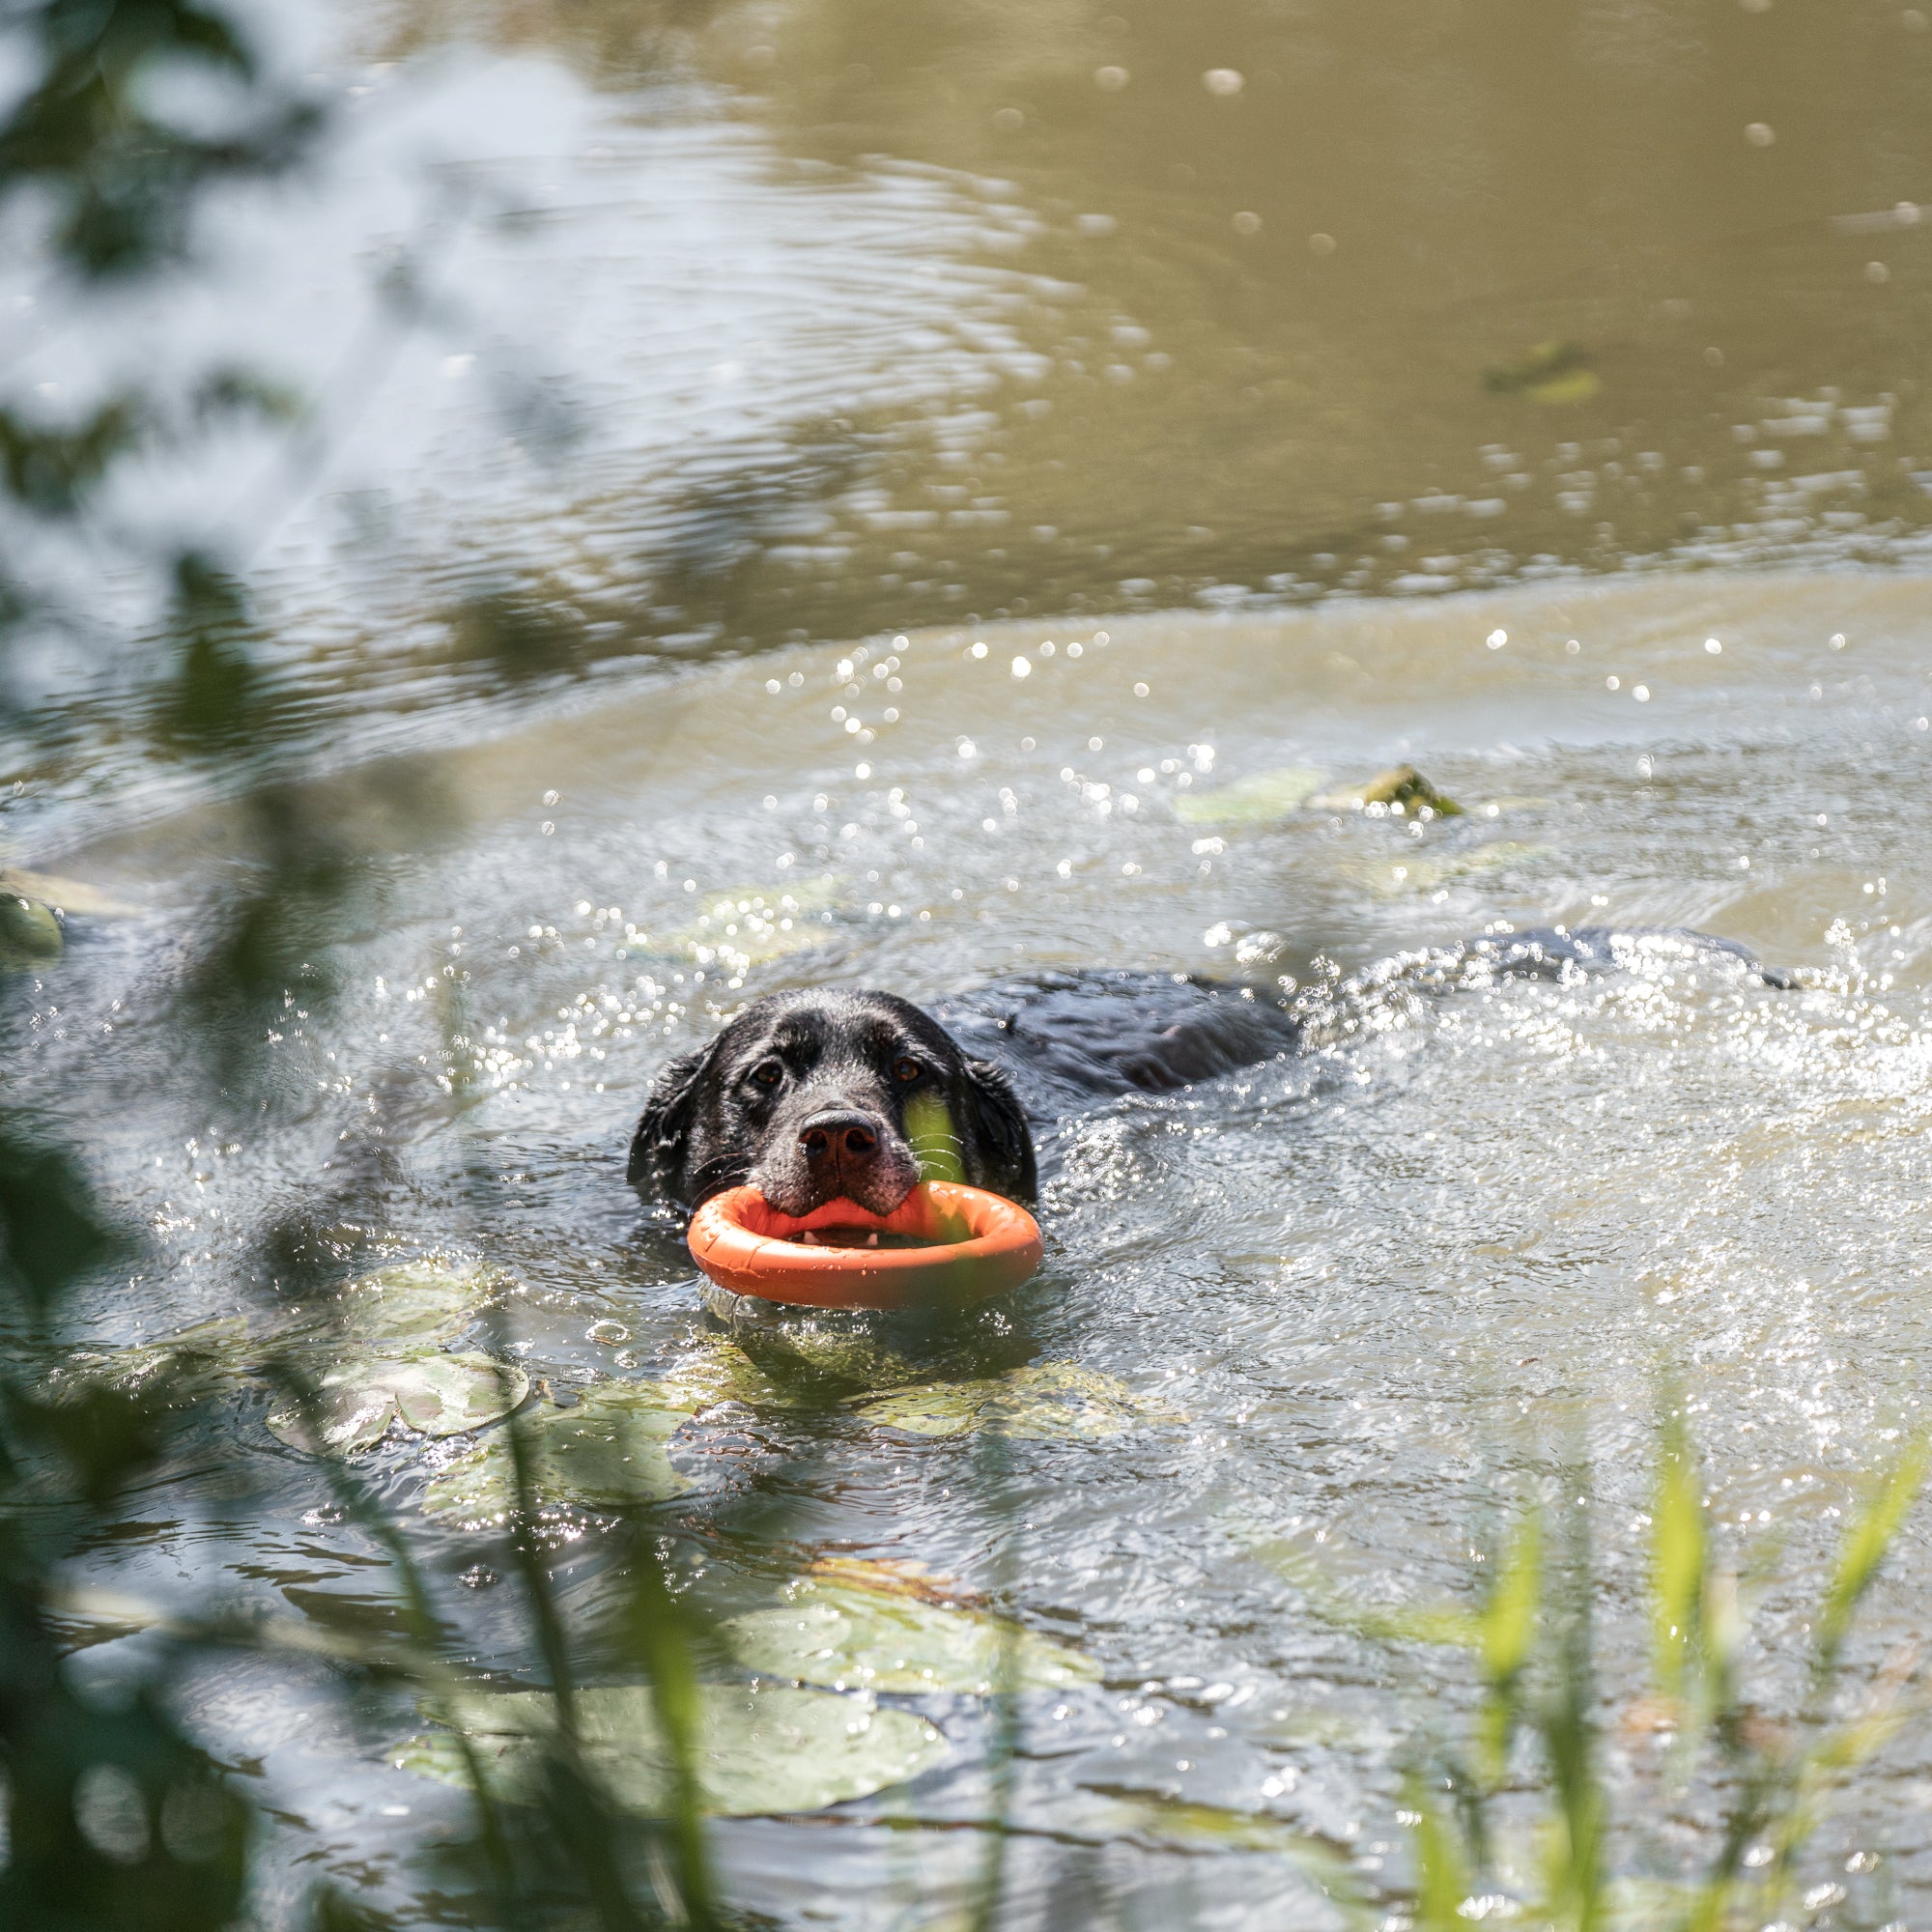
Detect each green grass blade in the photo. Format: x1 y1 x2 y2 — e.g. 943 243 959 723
1405 1772 1472 1932
1817 1435 1930 1670
1650 1414 1705 1706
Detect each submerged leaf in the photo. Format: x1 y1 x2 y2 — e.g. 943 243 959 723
420 1380 694 1522
1172 767 1324 827
850 1362 1173 1441
335 1258 502 1346
267 1353 527 1455
50 1318 256 1406
393 1683 949 1815
0 894 62 970
657 1333 807 1412
725 1567 1099 1694
1361 839 1552 896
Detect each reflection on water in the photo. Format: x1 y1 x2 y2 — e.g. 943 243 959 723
7 0 1932 833
8 0 1932 1923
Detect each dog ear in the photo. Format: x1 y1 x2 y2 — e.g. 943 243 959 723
627 1037 723 1201
961 1059 1037 1205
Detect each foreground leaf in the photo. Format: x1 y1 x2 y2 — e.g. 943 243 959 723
393 1683 949 1814
850 1362 1172 1441
268 1352 528 1455
421 1380 694 1522
725 1564 1099 1694
1173 767 1325 827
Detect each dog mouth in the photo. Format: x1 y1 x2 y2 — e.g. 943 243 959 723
750 1113 923 1213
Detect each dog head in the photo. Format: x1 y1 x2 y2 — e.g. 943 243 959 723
627 988 1036 1217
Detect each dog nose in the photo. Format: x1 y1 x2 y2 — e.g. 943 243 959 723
798 1110 880 1163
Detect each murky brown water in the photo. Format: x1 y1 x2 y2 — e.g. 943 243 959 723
8 1 1932 1926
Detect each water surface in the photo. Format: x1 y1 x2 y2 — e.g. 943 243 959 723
8 0 1932 1923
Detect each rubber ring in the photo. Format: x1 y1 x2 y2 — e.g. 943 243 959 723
687 1180 1043 1310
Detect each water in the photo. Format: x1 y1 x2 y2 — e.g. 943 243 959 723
8 0 1932 1924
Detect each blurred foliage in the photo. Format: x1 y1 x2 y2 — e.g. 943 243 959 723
1264 1416 1928 1931
0 0 316 276
0 4 735 1927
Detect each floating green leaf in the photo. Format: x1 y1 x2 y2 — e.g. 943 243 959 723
335 1258 501 1346
1483 340 1600 405
1073 1787 1321 1858
0 894 62 970
725 1562 1099 1694
1173 767 1324 827
421 1380 694 1522
268 1352 527 1455
393 1683 949 1815
850 1362 1173 1441
49 1318 256 1406
657 1333 807 1412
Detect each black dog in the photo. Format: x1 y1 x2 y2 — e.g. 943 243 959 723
628 929 1791 1218
627 987 1037 1216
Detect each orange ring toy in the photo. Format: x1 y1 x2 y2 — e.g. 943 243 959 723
687 1181 1043 1311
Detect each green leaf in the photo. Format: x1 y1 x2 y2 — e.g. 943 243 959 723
393 1683 950 1816
1650 1417 1705 1703
1480 1512 1541 1690
421 1381 694 1522
333 1258 502 1346
1404 1772 1472 1932
1173 767 1324 826
267 1352 527 1455
1475 1511 1541 1781
48 1317 255 1406
904 1091 967 1185
725 1562 1099 1694
0 894 62 970
850 1363 1174 1441
1817 1434 1930 1663
658 1333 808 1410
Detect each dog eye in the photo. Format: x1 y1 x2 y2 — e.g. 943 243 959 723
750 1060 783 1089
893 1057 922 1083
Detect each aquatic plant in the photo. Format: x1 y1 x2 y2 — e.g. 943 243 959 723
1259 1416 1927 1932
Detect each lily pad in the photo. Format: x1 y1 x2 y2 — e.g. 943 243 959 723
1173 767 1323 827
1074 1787 1320 1856
335 1258 501 1346
1363 838 1553 896
849 1362 1173 1441
657 1333 808 1412
725 1562 1100 1694
392 1682 949 1815
267 1352 527 1455
49 1318 256 1406
421 1380 694 1522
0 894 62 970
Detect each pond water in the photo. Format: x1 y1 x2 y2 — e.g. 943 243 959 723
8 1 1932 1926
